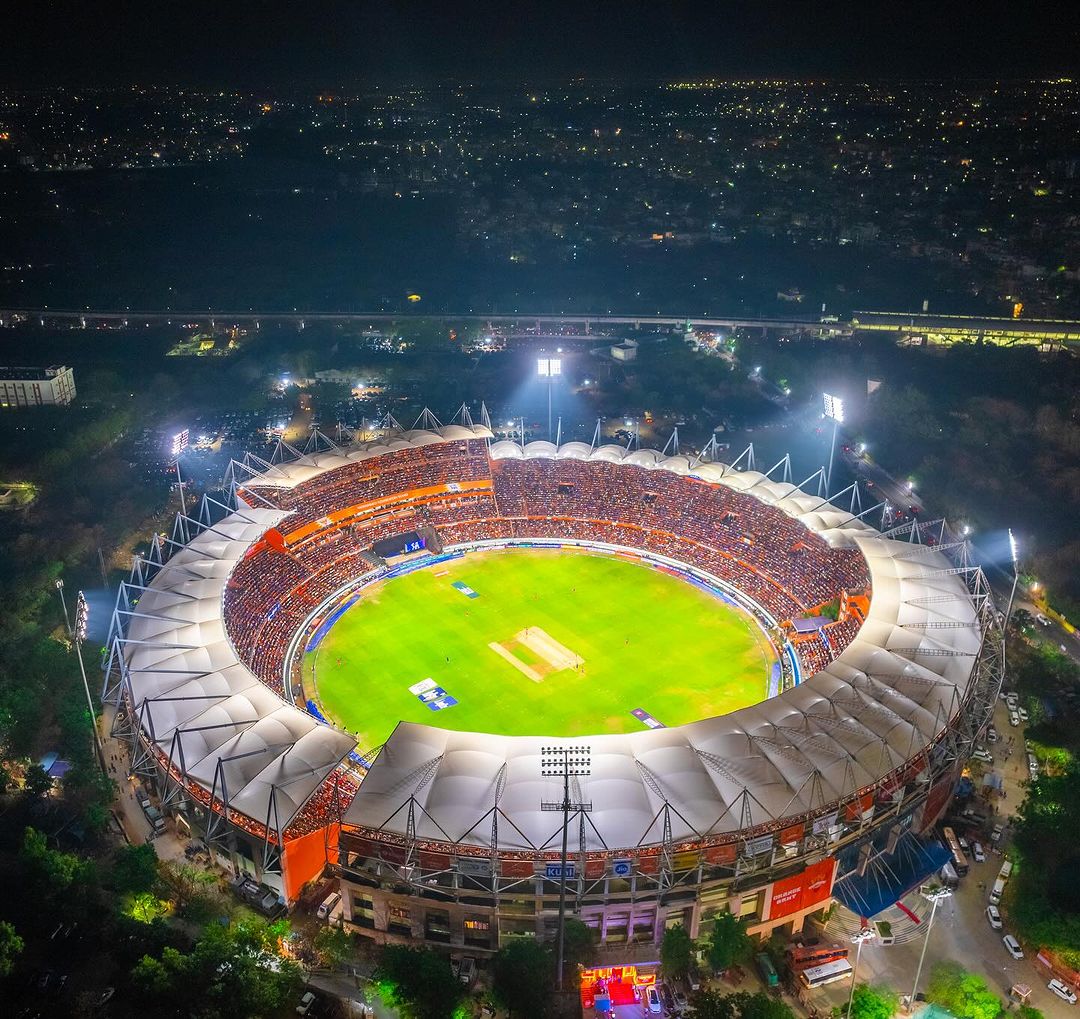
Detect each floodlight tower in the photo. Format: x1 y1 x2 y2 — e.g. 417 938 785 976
1004 529 1020 676
537 352 563 442
64 586 105 773
823 393 845 497
540 745 592 991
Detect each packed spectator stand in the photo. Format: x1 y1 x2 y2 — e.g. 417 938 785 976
226 439 871 719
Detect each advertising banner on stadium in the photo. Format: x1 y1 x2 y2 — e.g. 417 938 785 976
501 859 535 879
919 772 957 831
780 823 805 846
765 858 837 921
704 843 737 866
456 857 492 877
419 850 452 872
673 850 700 871
585 859 606 879
636 852 660 874
744 834 775 858
812 812 839 836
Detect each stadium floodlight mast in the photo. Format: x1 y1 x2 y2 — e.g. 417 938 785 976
58 582 105 774
823 392 845 497
846 928 876 1019
1004 529 1021 676
540 744 592 992
537 353 563 442
908 885 952 1012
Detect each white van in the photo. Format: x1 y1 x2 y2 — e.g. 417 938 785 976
316 891 341 920
989 878 1006 905
998 860 1013 881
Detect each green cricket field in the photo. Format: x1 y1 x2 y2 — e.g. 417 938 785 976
305 548 773 750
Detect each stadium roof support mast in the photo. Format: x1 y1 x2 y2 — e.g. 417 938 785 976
540 745 591 992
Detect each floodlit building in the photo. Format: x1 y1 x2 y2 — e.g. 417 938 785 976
0 365 76 407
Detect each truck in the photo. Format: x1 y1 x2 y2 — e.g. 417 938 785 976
998 860 1013 881
143 804 166 834
989 878 1007 905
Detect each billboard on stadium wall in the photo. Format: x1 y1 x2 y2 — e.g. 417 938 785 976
780 822 805 846
501 859 534 879
705 843 738 866
419 850 452 871
766 858 837 922
585 859 606 879
919 771 958 832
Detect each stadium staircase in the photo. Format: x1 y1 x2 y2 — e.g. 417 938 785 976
822 897 927 946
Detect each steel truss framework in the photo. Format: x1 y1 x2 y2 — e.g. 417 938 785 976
101 414 1002 905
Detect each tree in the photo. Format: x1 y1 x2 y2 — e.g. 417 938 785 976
925 962 1001 1019
131 919 303 1018
690 991 793 1019
314 924 355 971
374 944 466 1019
0 920 24 978
110 842 159 895
491 937 555 1019
689 989 740 1019
23 763 54 798
706 912 752 973
846 985 899 1019
157 859 215 915
562 918 597 984
661 923 695 980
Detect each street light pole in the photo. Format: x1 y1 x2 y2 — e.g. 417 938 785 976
847 929 875 1019
909 886 951 1011
540 745 592 992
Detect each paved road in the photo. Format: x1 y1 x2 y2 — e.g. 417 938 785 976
837 697 1071 1019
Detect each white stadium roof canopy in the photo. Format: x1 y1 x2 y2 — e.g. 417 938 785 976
119 426 984 848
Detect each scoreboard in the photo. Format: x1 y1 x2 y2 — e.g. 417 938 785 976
372 530 426 559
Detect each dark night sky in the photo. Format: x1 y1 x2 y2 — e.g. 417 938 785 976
5 0 1080 87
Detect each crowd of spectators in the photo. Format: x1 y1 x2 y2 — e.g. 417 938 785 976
285 764 362 840
217 444 875 838
243 439 491 531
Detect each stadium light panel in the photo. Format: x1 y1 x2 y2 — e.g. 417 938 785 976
823 393 845 423
537 357 562 378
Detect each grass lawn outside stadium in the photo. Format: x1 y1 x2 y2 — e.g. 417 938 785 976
304 548 776 750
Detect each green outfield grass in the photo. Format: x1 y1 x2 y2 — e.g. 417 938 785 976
306 548 774 749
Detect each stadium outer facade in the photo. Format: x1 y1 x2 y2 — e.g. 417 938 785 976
101 417 1002 948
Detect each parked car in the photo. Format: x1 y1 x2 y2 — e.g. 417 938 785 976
1036 613 1052 627
296 990 316 1015
1009 711 1021 728
991 824 1005 844
1018 707 1029 722
986 905 1002 930
972 748 994 764
646 986 662 1015
1048 979 1077 1004
1003 934 1024 960
458 957 477 987
659 983 675 1014
973 842 986 863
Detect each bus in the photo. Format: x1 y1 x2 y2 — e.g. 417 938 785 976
788 943 849 972
942 826 970 876
799 958 853 989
